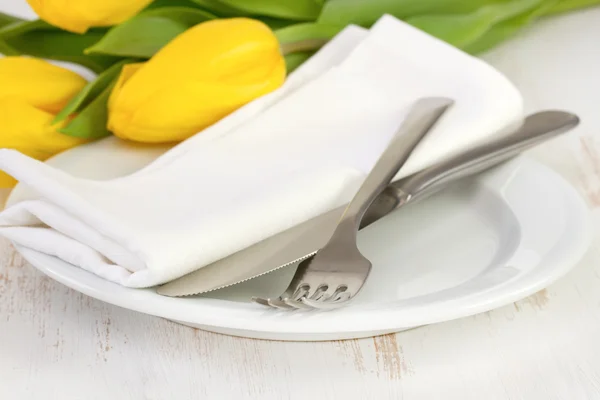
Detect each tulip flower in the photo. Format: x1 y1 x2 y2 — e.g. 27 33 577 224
107 18 286 143
26 0 154 34
0 57 88 187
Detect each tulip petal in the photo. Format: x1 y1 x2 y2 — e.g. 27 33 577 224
0 97 86 154
108 63 145 112
0 56 87 114
26 0 154 33
0 96 87 187
0 170 17 188
110 57 286 142
111 19 283 110
107 18 287 143
27 0 90 33
76 0 155 27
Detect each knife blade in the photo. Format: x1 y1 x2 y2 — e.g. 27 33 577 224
157 110 579 297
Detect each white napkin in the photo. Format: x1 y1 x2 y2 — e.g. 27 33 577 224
0 15 523 288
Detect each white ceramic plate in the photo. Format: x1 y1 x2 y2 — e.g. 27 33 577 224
7 138 592 341
0 0 592 341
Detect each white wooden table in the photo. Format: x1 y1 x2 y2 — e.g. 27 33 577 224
1 7 600 400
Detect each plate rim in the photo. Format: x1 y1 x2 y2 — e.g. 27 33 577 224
12 157 593 339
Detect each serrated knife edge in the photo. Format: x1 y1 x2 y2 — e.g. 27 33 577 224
157 110 580 297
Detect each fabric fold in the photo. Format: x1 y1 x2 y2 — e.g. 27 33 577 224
0 15 523 287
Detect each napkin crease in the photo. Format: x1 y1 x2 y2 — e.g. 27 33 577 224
0 15 523 287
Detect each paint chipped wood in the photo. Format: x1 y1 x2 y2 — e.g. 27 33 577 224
335 339 367 374
577 136 600 207
514 289 550 312
372 334 411 380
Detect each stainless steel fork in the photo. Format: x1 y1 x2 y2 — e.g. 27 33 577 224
252 109 580 310
253 97 454 310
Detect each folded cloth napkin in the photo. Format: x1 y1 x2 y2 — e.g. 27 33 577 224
0 15 523 288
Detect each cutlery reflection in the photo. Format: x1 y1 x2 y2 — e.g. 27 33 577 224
157 110 580 298
252 97 453 310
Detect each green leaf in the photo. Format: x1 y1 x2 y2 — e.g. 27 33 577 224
0 20 119 72
144 7 217 24
275 22 343 44
276 22 343 54
59 81 116 139
465 1 559 54
543 0 600 14
188 0 246 16
406 0 546 49
275 23 343 71
85 7 215 58
0 19 51 37
0 12 23 29
318 0 501 27
276 22 343 71
284 51 314 73
191 0 321 20
315 0 597 35
222 0 322 20
0 39 18 55
316 0 597 53
53 59 132 124
145 0 205 10
258 16 297 30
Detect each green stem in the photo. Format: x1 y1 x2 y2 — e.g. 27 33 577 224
280 38 329 55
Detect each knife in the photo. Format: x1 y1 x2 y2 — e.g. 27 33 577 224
157 110 579 297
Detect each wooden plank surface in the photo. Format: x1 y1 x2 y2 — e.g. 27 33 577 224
2 7 600 400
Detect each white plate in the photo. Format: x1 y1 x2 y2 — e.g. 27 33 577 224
7 138 592 341
0 1 592 341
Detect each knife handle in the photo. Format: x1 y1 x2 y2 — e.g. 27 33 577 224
339 97 453 225
360 110 579 229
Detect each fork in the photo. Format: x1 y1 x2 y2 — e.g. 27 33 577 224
252 97 454 310
252 109 580 310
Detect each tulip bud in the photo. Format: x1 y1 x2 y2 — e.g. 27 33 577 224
0 57 88 187
26 0 154 34
0 57 87 113
107 18 286 143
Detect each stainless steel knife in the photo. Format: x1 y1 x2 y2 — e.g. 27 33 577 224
157 110 579 297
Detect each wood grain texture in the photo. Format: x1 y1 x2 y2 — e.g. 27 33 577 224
2 7 600 400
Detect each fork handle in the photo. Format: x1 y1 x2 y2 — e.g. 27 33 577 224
340 97 453 225
360 110 580 228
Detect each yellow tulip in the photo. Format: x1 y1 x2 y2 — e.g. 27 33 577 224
26 0 154 34
0 57 88 188
107 18 286 143
0 57 87 113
